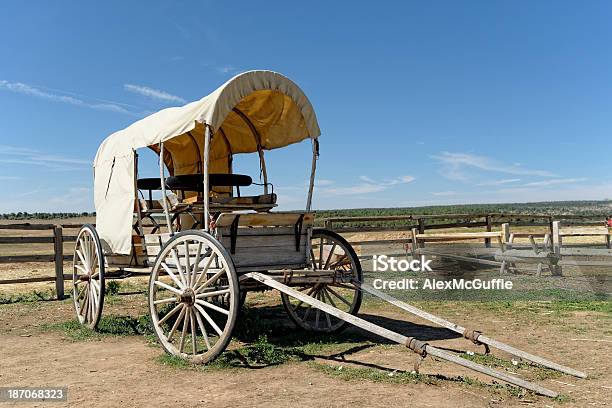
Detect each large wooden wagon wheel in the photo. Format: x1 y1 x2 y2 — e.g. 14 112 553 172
72 224 105 329
148 231 240 363
281 229 362 333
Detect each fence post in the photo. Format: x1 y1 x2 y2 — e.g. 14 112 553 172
324 219 333 231
485 215 492 248
53 225 64 300
548 216 554 239
551 221 562 276
501 223 510 251
417 217 425 235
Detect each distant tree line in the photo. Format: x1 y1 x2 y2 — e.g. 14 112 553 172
0 212 96 220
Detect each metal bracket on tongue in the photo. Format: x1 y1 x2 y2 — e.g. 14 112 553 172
464 328 490 354
405 337 428 373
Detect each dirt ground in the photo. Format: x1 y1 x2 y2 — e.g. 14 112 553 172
0 289 610 408
1 220 610 407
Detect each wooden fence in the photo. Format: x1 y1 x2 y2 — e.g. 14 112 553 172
0 223 85 299
321 213 607 250
0 213 609 300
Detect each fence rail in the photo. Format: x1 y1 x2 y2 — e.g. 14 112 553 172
1 213 610 300
0 223 85 299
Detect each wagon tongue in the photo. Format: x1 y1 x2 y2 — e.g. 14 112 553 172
244 272 585 398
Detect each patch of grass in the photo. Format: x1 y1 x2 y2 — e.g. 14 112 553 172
459 352 527 370
308 361 440 385
309 361 544 399
459 352 562 381
42 314 153 340
0 290 56 304
212 335 299 368
155 335 302 370
105 281 121 296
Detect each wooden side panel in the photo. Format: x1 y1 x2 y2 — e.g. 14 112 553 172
217 225 308 270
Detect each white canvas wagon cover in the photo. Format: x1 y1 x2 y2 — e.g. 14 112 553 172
94 70 320 254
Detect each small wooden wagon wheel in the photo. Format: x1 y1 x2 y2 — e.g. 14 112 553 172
72 224 106 329
148 231 239 363
281 229 362 333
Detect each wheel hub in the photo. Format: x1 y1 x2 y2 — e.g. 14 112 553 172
180 288 196 306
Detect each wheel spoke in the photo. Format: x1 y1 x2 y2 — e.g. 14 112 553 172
161 262 185 290
87 236 96 271
179 309 190 353
192 254 217 289
195 267 226 294
309 249 316 268
326 286 352 307
324 308 332 329
154 280 183 295
80 237 89 270
194 308 211 350
90 282 98 307
79 287 88 316
323 243 337 270
154 296 178 305
167 305 187 342
75 264 88 275
91 279 101 293
194 304 223 336
195 299 229 316
322 287 337 308
191 241 202 287
319 237 324 269
171 248 188 287
75 249 87 272
195 288 230 299
158 303 183 325
329 255 349 269
87 287 93 322
190 310 197 355
76 283 87 299
292 285 318 310
183 241 191 286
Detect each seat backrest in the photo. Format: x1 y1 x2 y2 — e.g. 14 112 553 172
165 173 253 192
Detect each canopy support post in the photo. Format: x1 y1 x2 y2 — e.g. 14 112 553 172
203 125 211 232
258 149 269 195
159 142 174 235
133 151 144 237
232 107 268 194
306 138 318 212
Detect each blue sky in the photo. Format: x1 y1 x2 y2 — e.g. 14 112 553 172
1 1 611 212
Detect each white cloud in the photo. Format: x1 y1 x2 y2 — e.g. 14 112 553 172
0 175 21 180
216 66 236 74
0 144 90 171
432 152 556 181
319 175 415 196
316 179 335 186
477 178 521 186
521 178 587 187
124 84 186 104
431 191 457 196
0 80 131 114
